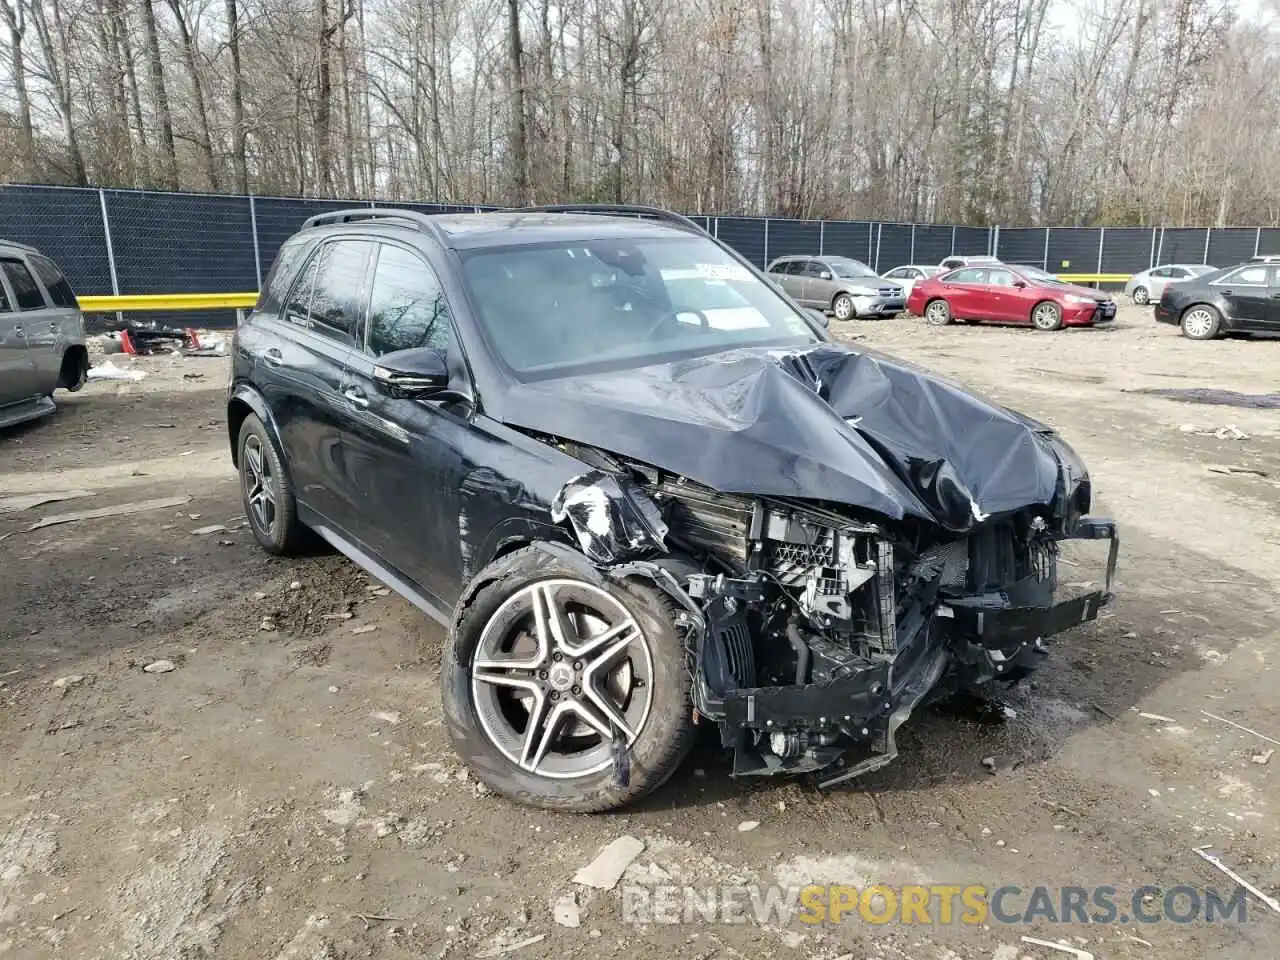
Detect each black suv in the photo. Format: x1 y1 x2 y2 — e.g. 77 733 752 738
1154 256 1280 339
227 205 1119 812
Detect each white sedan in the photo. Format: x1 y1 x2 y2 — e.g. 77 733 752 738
881 264 945 300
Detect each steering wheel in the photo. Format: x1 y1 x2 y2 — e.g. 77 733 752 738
642 308 710 340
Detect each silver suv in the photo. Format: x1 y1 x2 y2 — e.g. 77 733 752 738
1 240 89 429
767 255 905 321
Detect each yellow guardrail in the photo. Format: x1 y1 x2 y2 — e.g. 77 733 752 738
75 273 1128 315
77 292 259 313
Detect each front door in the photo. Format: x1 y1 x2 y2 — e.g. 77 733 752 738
260 237 374 529
799 259 832 306
983 267 1028 321
337 241 470 604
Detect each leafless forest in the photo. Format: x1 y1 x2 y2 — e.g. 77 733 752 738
1 0 1277 226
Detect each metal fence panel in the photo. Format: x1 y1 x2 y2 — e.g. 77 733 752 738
1155 227 1209 265
1259 228 1280 257
0 185 112 295
995 227 1046 267
876 224 912 271
953 225 991 256
1100 227 1155 275
253 197 357 278
765 219 822 262
911 225 953 265
714 217 767 267
1207 228 1257 268
821 221 874 264
1046 228 1099 272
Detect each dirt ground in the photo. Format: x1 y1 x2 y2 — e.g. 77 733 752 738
3 306 1280 960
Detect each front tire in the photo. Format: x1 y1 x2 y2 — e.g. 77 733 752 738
924 298 951 326
1131 286 1150 305
832 293 855 321
237 413 309 555
1031 301 1063 331
1180 305 1221 340
442 547 696 812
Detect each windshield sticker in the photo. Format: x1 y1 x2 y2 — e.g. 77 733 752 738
694 263 753 282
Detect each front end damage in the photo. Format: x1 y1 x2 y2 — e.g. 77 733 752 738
548 452 1119 787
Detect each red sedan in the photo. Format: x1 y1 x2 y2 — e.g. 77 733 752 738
905 263 1118 330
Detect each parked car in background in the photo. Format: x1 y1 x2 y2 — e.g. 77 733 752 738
226 204 1118 812
766 255 905 320
1154 259 1280 339
881 264 944 300
0 240 89 429
939 254 1001 271
1124 264 1217 305
907 262 1117 330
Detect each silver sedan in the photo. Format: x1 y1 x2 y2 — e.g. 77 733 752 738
1125 264 1217 305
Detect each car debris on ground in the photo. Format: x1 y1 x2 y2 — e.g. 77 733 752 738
571 835 645 890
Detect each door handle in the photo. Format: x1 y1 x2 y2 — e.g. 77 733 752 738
263 348 283 367
343 386 370 409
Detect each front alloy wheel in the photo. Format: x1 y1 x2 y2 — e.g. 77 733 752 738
471 579 654 779
442 548 696 811
832 293 856 321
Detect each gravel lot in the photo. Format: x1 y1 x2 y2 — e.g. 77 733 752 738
3 305 1280 959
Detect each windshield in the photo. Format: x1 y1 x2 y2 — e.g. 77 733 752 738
827 257 878 279
460 237 821 378
1018 265 1064 284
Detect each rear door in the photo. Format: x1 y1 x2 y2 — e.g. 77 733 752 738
1212 264 1270 327
339 241 470 603
799 259 831 306
0 258 50 400
770 260 804 300
25 254 81 389
939 266 986 317
261 237 375 528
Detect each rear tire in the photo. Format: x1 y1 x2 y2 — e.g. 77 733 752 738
58 347 89 392
1131 286 1150 306
924 299 951 326
237 413 309 556
442 547 696 812
1180 305 1221 340
1031 301 1063 331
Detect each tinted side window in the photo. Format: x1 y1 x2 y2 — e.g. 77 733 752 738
987 269 1016 286
1221 265 1267 286
1 259 47 310
29 255 77 307
308 240 374 338
285 249 322 326
259 236 314 317
769 261 792 275
366 245 456 358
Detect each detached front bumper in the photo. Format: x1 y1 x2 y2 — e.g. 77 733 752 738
715 516 1119 784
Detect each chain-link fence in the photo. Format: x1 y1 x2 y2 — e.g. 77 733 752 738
3 183 1278 327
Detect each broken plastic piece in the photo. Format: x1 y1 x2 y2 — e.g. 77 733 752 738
550 470 668 564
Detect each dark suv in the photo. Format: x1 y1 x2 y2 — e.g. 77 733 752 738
227 205 1119 812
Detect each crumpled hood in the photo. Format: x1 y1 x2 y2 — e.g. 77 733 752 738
500 343 1084 532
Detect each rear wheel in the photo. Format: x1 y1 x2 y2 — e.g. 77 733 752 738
237 414 309 555
924 299 951 326
832 293 855 321
442 548 696 812
1031 301 1063 331
1131 285 1150 305
1180 305 1221 340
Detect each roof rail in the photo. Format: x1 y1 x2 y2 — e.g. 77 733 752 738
1248 253 1280 263
300 207 444 234
0 238 40 254
507 203 709 236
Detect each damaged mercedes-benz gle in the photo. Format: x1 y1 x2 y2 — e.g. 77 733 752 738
227 204 1119 812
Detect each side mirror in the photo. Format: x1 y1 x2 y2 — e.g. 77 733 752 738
372 347 449 399
1013 280 1027 288
806 307 830 329
819 271 833 280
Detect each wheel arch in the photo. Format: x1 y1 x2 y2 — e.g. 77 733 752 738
57 344 89 390
227 382 286 470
